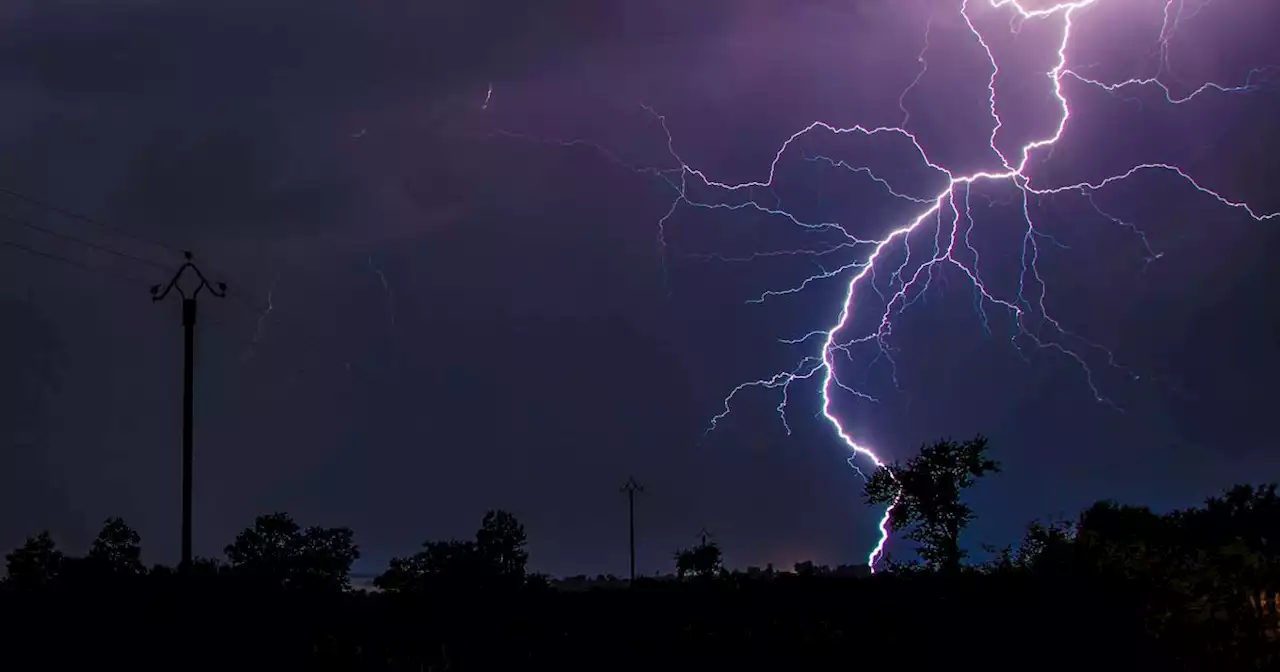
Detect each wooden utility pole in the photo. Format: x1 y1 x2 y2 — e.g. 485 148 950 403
697 526 713 546
151 251 225 571
620 476 644 581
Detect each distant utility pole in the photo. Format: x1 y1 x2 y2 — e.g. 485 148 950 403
697 526 713 546
151 251 225 571
620 476 644 581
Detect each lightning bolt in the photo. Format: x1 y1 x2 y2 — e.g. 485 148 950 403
236 271 280 364
898 13 934 128
251 272 279 346
502 0 1278 571
368 253 397 333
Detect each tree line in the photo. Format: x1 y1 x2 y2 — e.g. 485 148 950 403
3 509 532 595
864 435 1278 665
2 434 1275 669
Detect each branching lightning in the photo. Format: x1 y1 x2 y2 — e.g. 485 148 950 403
504 0 1278 570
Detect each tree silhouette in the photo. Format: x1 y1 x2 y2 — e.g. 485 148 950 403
293 525 359 591
1192 484 1280 631
864 435 1001 572
419 539 478 576
1185 483 1279 564
376 509 528 593
226 512 300 578
377 539 481 593
3 531 63 589
88 517 144 577
1071 500 1173 579
1013 519 1076 573
674 540 722 579
225 512 359 591
1157 486 1278 651
1002 485 1280 662
476 509 528 579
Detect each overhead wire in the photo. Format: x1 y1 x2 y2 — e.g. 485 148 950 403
2 238 265 356
0 181 266 306
0 187 278 368
0 209 171 272
0 184 181 257
0 239 154 287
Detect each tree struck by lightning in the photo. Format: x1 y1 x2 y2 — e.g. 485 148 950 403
503 0 1278 571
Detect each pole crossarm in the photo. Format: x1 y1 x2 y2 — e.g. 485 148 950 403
620 476 644 495
151 250 227 302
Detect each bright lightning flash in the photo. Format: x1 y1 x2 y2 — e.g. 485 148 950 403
680 0 1279 570
507 0 1279 571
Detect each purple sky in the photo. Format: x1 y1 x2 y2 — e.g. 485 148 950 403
1 0 1278 577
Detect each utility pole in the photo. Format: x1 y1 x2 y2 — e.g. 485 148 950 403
697 526 713 546
620 476 644 581
151 251 225 571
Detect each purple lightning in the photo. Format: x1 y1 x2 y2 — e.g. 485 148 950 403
671 0 1278 570
501 0 1278 571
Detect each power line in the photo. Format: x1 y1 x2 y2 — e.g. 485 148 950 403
0 184 180 256
0 185 264 304
1 212 266 319
0 210 170 271
1 239 153 286
2 238 261 351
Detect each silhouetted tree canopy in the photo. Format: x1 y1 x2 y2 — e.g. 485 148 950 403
864 435 1000 572
1078 486 1275 654
224 512 358 591
3 531 62 589
674 540 723 579
376 509 529 593
476 509 528 579
87 517 144 577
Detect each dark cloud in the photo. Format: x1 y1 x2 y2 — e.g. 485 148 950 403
0 298 87 552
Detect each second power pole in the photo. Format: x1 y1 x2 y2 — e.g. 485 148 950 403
620 476 644 581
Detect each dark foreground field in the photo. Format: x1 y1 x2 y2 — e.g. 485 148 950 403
2 572 1267 670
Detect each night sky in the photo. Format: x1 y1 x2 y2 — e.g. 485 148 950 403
1 0 1277 578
